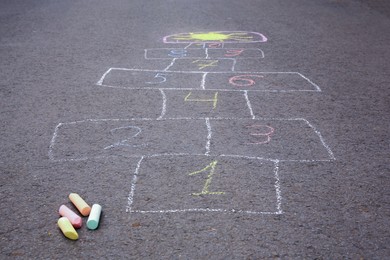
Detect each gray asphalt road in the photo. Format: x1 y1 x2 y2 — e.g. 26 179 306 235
1 0 389 259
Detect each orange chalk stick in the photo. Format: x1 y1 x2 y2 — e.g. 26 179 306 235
58 217 78 240
59 205 82 228
69 193 91 216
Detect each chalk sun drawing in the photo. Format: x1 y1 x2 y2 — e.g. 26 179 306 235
163 31 267 43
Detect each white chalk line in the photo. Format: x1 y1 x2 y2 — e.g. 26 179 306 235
48 117 335 162
231 58 237 71
200 72 207 90
205 118 212 156
130 208 281 215
96 68 112 86
274 160 283 214
157 89 167 120
98 83 320 93
126 156 144 213
48 122 62 161
163 58 177 71
127 155 282 215
301 118 336 160
184 43 193 49
297 72 322 92
244 90 256 119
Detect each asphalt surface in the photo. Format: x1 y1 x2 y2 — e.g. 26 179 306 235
1 0 389 259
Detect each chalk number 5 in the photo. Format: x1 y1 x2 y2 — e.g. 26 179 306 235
146 73 168 84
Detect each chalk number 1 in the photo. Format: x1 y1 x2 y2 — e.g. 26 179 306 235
188 161 225 196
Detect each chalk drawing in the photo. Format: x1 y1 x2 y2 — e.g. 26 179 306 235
229 74 264 87
49 118 335 162
127 155 282 215
163 31 268 43
207 43 224 48
192 59 219 70
96 68 322 92
144 48 264 59
168 49 187 58
53 31 335 217
188 160 225 196
245 124 274 145
224 49 244 57
104 125 145 150
146 73 169 84
184 91 219 109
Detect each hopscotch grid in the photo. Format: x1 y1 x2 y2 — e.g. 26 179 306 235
55 32 333 217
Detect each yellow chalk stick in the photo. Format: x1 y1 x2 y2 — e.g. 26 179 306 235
69 193 91 216
87 204 102 230
57 217 78 240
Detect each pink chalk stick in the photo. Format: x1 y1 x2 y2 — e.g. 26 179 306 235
59 205 82 229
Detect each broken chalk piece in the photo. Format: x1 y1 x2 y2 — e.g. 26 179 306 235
69 193 91 217
59 205 82 229
87 204 102 230
58 217 78 240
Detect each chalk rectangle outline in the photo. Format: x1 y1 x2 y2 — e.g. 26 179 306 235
126 155 283 215
96 68 321 92
48 117 335 162
144 48 265 60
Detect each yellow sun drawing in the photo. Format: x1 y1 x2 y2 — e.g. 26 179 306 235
163 31 267 43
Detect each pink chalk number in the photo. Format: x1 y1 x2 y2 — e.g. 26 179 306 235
246 124 274 145
229 75 264 87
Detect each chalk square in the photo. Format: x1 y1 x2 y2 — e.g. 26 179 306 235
145 48 207 59
100 69 203 90
49 119 209 161
209 119 333 161
166 59 236 72
162 90 253 119
205 72 320 92
129 156 281 214
207 48 264 59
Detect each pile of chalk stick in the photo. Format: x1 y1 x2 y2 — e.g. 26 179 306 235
57 193 102 240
